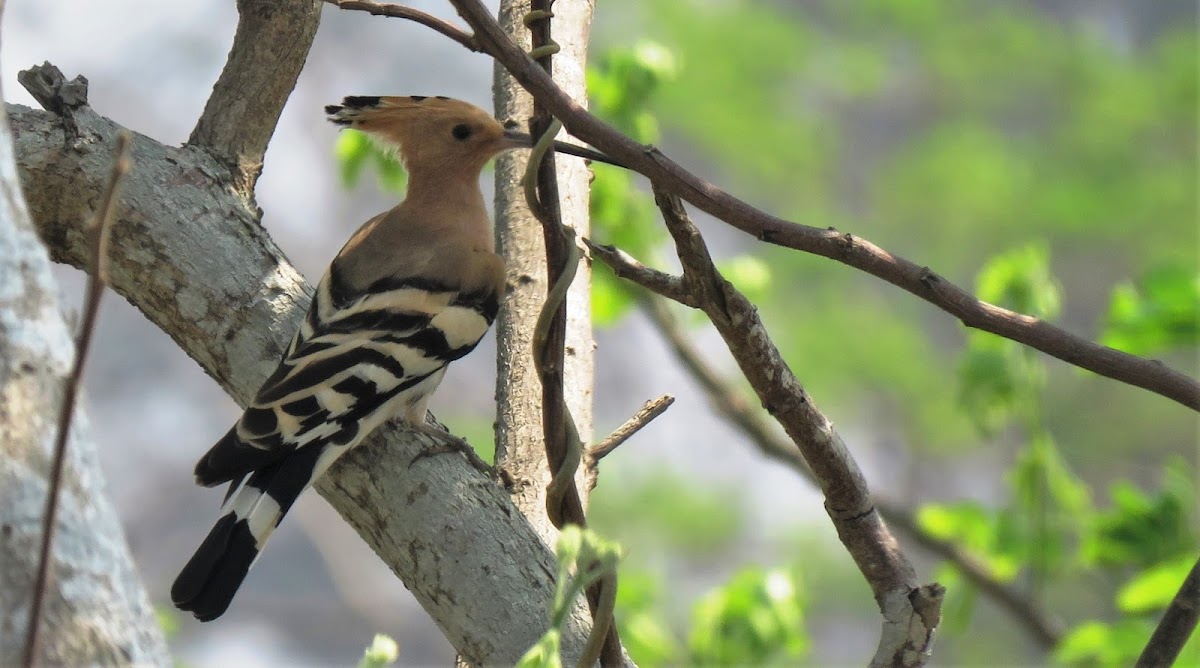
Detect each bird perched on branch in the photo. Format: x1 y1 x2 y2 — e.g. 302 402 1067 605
171 95 616 621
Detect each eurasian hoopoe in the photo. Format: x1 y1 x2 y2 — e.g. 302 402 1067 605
171 95 614 621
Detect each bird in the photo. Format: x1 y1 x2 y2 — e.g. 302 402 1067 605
171 95 616 622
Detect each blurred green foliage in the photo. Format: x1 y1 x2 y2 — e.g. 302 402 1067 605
587 42 675 325
588 470 744 555
357 634 399 668
579 1 1197 665
602 561 810 667
326 2 1196 664
517 527 622 668
688 567 808 665
1102 266 1200 355
591 0 1198 452
335 128 407 194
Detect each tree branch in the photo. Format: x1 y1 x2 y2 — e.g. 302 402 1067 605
489 0 598 547
597 234 1064 650
446 0 1199 414
587 394 675 464
189 0 321 195
324 0 479 52
0 70 167 666
638 188 941 665
1136 556 1200 668
23 131 130 668
9 69 599 665
584 239 697 308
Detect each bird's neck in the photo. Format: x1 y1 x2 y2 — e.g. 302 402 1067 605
406 167 483 200
403 169 493 253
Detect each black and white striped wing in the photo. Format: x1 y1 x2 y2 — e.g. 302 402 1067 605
192 272 499 488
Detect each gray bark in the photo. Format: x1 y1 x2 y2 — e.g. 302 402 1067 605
492 0 597 541
0 93 168 666
9 83 597 665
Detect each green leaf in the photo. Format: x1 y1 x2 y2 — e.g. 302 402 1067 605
592 265 636 327
957 345 1024 434
335 129 372 188
1101 265 1200 355
357 634 399 668
614 572 682 667
1054 619 1155 667
371 147 408 193
589 162 662 258
588 41 678 143
917 502 993 545
1001 434 1091 576
154 606 180 639
515 631 562 668
688 567 808 665
520 526 623 667
1117 555 1196 614
334 128 407 193
956 245 1062 433
974 244 1061 320
1085 459 1197 568
916 502 1021 582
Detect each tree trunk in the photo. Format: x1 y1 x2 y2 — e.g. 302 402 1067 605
492 0 597 541
0 90 168 668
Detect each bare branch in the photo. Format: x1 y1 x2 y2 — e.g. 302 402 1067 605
1136 556 1200 668
643 188 939 665
324 0 479 52
23 132 130 668
583 238 697 308
587 394 675 464
190 0 321 194
447 0 1199 413
633 293 1064 648
9 75 598 664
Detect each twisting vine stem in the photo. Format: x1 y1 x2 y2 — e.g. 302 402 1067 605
522 4 623 664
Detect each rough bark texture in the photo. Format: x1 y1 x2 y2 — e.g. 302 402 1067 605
492 0 596 540
9 94 597 666
189 0 322 195
0 98 168 667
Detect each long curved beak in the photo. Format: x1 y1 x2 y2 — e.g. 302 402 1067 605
503 130 628 168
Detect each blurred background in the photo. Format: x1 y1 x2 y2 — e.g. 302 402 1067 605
3 0 1197 665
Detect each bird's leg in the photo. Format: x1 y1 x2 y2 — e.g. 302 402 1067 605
407 420 496 478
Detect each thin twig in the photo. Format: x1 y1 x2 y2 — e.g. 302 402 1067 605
444 0 1199 413
327 0 480 52
22 131 131 668
1136 556 1200 668
583 238 697 307
601 240 1063 649
640 188 939 665
587 394 675 463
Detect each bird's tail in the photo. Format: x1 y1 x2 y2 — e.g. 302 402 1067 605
171 442 330 621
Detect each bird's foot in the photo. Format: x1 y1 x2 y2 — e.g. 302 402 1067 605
408 423 495 478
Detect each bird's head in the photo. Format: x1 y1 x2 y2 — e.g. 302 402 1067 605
326 95 625 180
326 95 517 178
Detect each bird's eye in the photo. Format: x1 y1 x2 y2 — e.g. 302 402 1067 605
451 124 472 141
